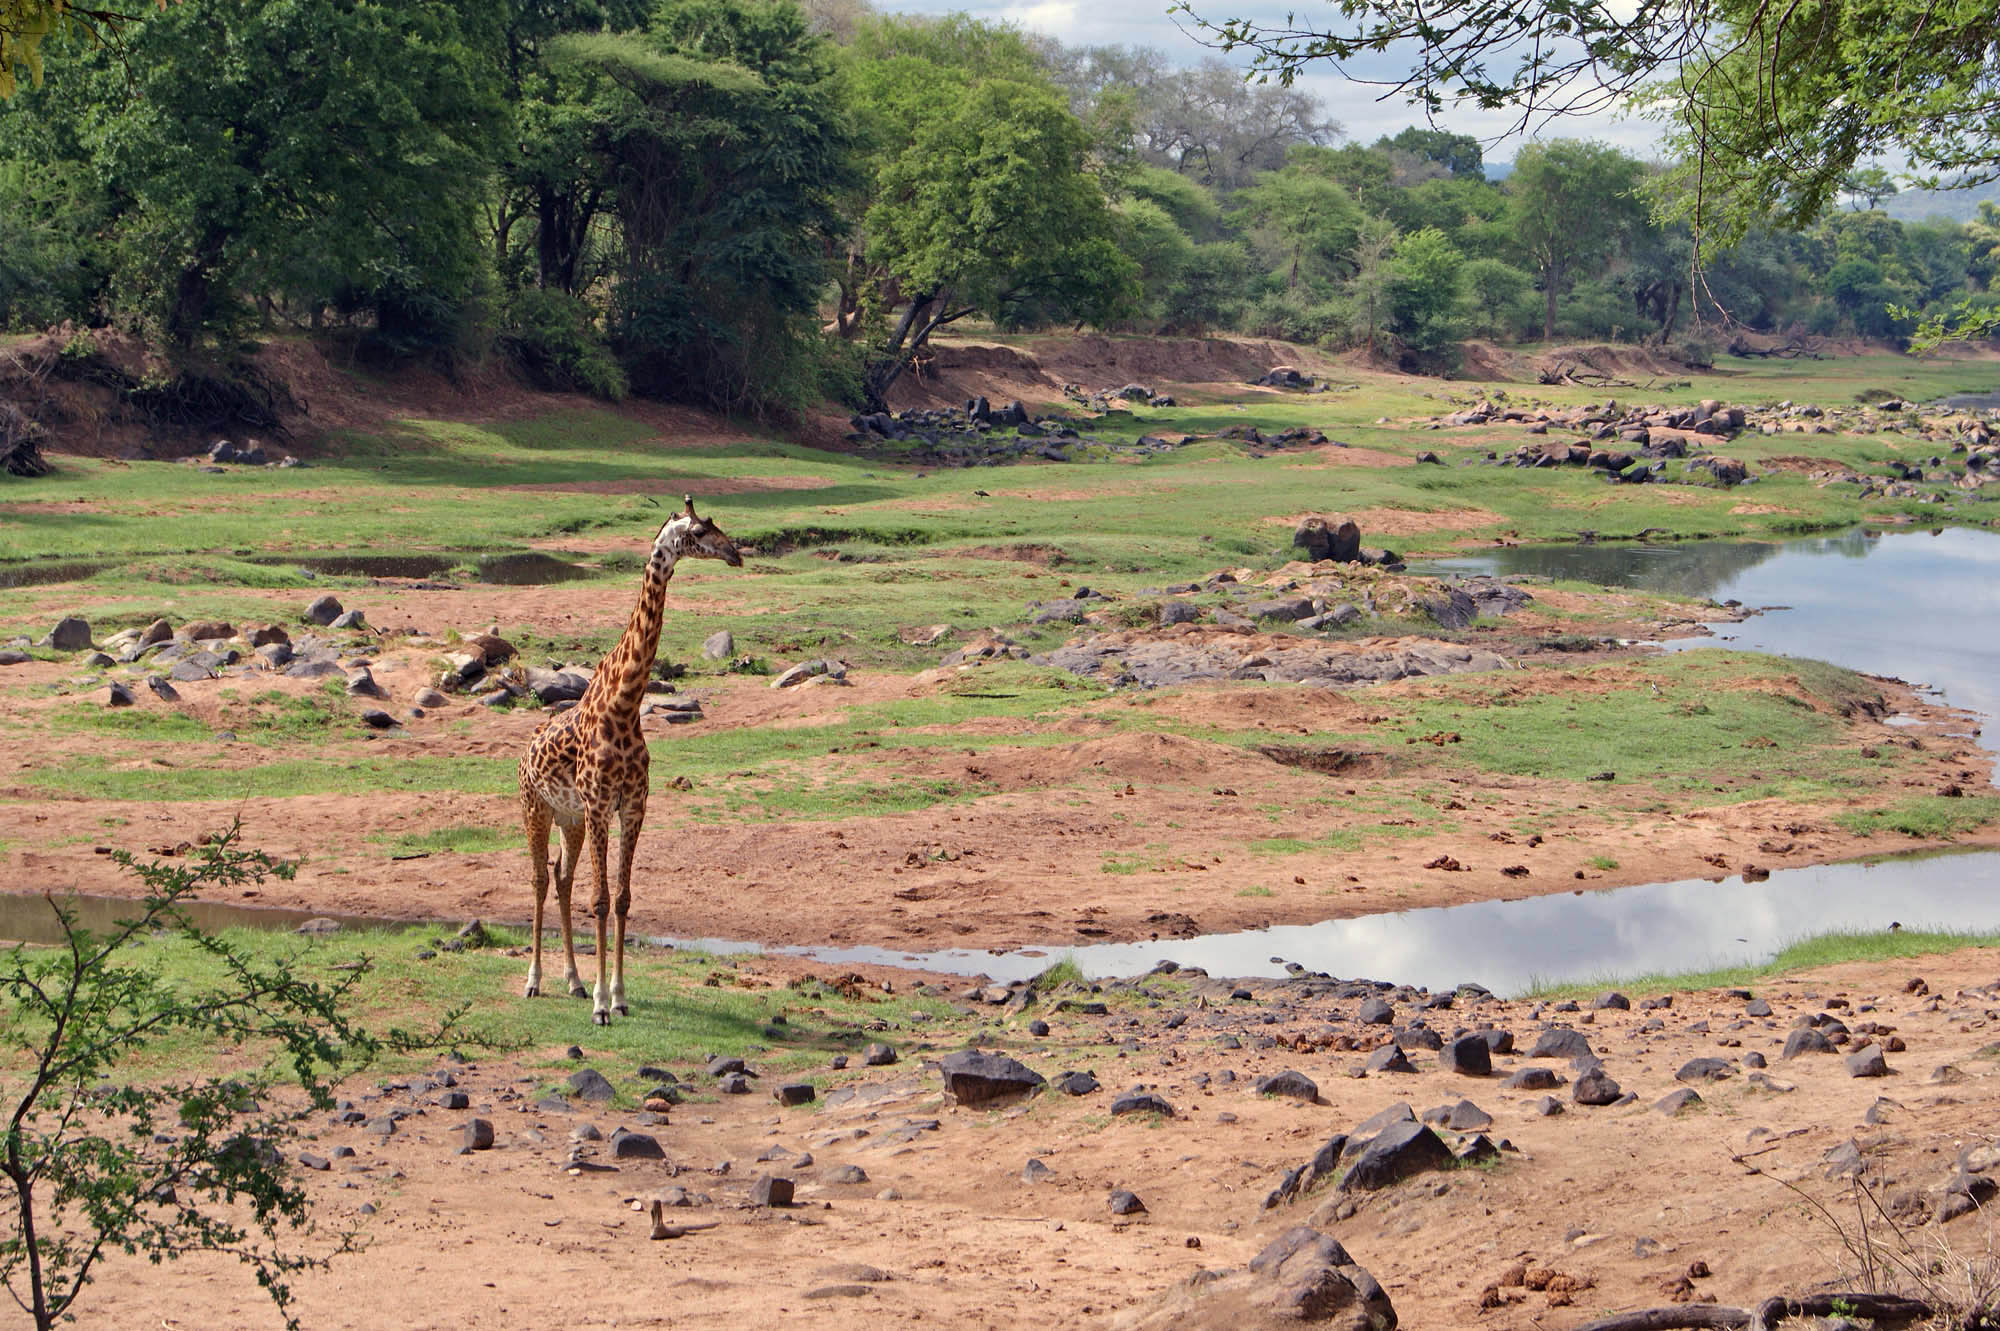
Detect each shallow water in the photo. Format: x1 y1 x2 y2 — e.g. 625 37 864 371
0 892 412 947
1421 526 2000 751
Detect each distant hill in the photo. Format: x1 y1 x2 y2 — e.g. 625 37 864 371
1874 176 2000 223
1484 161 1513 182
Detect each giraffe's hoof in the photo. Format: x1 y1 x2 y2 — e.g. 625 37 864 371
523 983 541 998
569 985 590 1000
612 1004 629 1017
592 1009 612 1026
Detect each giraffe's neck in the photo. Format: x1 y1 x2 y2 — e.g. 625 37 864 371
589 544 679 720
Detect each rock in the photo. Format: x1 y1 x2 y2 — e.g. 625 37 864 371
698 629 736 661
610 1129 665 1160
359 709 397 731
1108 1189 1147 1216
329 609 367 630
1255 1070 1320 1102
1293 518 1363 564
1246 596 1316 622
247 624 289 648
1745 998 1773 1017
1592 991 1631 1010
1535 1095 1566 1117
1053 1070 1100 1096
1116 1226 1396 1331
44 617 92 651
1338 1120 1454 1192
1357 997 1394 1025
1654 1088 1704 1115
463 1119 495 1151
774 1082 816 1106
1448 1099 1498 1133
1501 1067 1561 1091
106 682 135 707
1157 600 1201 626
140 618 174 645
751 1176 794 1207
527 668 590 704
181 620 235 642
0 650 29 666
1023 1158 1054 1184
1112 1091 1176 1118
304 595 344 626
1573 1068 1623 1106
1362 1045 1413 1074
1783 1027 1838 1058
862 1042 897 1067
1846 1045 1890 1078
716 1074 751 1095
1529 1027 1593 1059
940 1050 1045 1106
438 1091 469 1110
1676 1058 1735 1083
567 1068 616 1102
1440 1035 1492 1076
414 687 448 709
346 667 385 698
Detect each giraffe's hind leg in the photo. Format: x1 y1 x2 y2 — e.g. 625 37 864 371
554 822 588 999
522 797 552 998
585 815 614 1025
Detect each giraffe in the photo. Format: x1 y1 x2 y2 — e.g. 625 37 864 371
518 495 742 1024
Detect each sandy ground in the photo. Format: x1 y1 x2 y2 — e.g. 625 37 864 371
55 947 2000 1331
3 621 1992 954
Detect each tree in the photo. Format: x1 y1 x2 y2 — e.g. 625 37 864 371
1 0 504 350
1375 127 1483 180
1843 167 1899 212
0 0 144 99
2 832 480 1330
1177 0 2000 339
557 0 857 413
862 78 1135 407
1505 140 1646 340
1384 226 1465 362
1233 153 1367 292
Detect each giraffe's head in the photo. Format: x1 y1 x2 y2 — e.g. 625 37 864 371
655 495 742 567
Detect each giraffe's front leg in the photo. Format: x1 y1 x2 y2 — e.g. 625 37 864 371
555 823 588 999
610 806 643 1017
586 818 614 1025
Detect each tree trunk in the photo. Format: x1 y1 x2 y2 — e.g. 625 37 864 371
168 227 228 347
1542 260 1559 342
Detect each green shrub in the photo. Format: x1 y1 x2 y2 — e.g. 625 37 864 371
499 288 628 401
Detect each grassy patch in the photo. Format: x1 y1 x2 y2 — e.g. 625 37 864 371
12 919 962 1084
371 825 519 857
1835 795 2000 840
1524 927 2000 999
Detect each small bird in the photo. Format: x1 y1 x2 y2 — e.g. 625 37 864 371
146 675 180 702
973 489 991 497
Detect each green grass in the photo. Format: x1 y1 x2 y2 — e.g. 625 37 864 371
371 825 520 856
15 920 962 1085
1523 927 2000 999
1030 956 1086 991
1834 795 2000 839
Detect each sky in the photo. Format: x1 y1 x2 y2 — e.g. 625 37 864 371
894 0 1670 164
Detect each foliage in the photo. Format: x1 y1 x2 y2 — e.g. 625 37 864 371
1507 140 1647 340
1383 226 1465 364
1 831 481 1330
498 286 627 400
861 76 1136 405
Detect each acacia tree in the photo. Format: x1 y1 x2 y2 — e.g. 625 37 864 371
861 77 1136 408
1506 140 1646 340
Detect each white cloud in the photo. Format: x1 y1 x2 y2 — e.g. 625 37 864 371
882 0 1671 165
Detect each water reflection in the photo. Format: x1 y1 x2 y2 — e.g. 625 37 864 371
0 892 411 946
1421 526 2000 752
777 851 2000 994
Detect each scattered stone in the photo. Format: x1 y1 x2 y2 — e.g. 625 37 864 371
1440 1034 1493 1076
1119 1226 1396 1330
44 617 92 651
1363 1045 1414 1075
1053 1070 1100 1096
1573 1068 1623 1106
304 595 344 626
1023 1158 1054 1184
1676 1058 1735 1083
1501 1067 1561 1091
1338 1120 1454 1192
1784 1028 1839 1058
1529 1028 1594 1060
105 682 134 707
775 1082 817 1106
1655 1088 1704 1115
610 1129 664 1160
463 1119 495 1151
702 630 734 659
1357 997 1394 1025
863 1042 897 1066
567 1069 616 1102
1846 1045 1891 1078
751 1176 794 1207
1255 1070 1319 1102
939 1050 1044 1106
1111 1091 1176 1118
1108 1189 1147 1216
